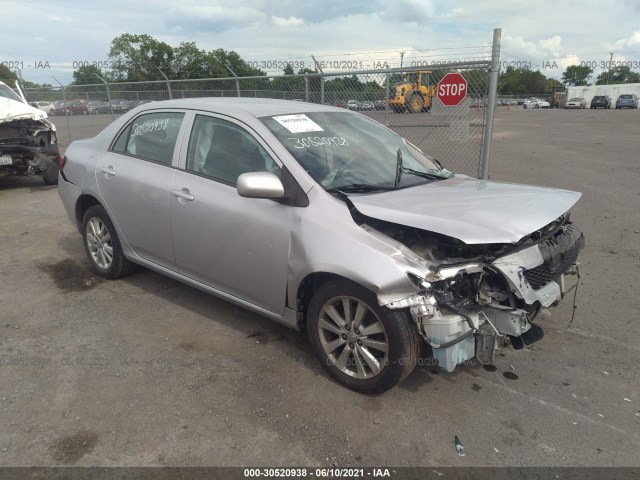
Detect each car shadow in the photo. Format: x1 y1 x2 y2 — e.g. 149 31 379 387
119 264 316 364
0 175 57 191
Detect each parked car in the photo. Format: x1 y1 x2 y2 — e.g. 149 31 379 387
346 100 359 110
111 100 139 113
615 94 638 109
374 100 386 110
590 96 611 109
86 100 109 114
523 98 550 109
30 101 55 114
58 98 585 393
564 98 586 109
360 101 374 111
50 101 69 116
66 101 89 115
51 101 88 116
0 81 59 184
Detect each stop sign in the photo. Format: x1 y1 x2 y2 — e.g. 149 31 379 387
437 73 468 106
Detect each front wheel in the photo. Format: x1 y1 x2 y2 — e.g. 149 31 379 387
307 280 420 393
406 94 424 113
82 205 137 279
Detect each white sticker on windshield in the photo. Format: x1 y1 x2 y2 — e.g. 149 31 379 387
273 114 324 133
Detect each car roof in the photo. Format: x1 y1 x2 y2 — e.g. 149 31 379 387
138 97 342 119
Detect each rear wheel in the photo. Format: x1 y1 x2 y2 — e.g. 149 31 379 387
307 280 420 393
82 205 137 279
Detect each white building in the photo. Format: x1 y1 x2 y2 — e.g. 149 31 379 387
567 83 640 106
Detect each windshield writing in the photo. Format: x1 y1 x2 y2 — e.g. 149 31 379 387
262 111 452 190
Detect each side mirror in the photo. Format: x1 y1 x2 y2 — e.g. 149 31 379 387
237 172 285 199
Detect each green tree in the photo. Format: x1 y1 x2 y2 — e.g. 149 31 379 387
561 65 593 86
595 65 640 84
498 66 557 95
108 33 174 81
206 48 263 78
282 64 295 75
545 77 565 92
172 42 208 79
73 64 105 85
0 64 18 85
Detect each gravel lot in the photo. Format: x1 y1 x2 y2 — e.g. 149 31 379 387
1 108 639 467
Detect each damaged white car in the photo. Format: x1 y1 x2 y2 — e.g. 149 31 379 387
0 81 60 184
57 98 584 393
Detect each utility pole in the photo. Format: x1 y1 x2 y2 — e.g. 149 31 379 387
400 51 405 69
606 52 614 85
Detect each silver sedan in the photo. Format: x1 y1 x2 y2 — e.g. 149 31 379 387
58 98 584 392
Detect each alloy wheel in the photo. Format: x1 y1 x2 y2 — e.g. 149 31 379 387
317 296 389 379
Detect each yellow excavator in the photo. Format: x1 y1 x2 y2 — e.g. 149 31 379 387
387 71 436 113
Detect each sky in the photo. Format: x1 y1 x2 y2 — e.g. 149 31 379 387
2 0 639 85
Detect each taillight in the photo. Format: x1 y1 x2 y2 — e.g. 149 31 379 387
57 155 66 170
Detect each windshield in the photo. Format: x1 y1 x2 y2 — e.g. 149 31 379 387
261 111 453 190
0 83 24 103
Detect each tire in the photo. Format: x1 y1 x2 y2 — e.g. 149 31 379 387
82 205 137 279
307 280 420 393
406 94 424 113
42 161 59 185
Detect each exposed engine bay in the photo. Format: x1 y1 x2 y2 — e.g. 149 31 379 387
1 81 60 184
0 118 60 184
362 212 585 371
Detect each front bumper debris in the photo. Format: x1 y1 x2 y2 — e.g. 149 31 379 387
397 222 585 372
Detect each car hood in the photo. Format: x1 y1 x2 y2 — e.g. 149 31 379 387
0 98 49 124
348 177 582 244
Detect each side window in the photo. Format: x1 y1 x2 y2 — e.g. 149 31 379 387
111 112 184 165
186 115 279 185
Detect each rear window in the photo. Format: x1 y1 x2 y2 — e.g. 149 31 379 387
619 95 632 99
112 112 184 165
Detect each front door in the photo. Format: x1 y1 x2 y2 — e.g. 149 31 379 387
170 114 293 315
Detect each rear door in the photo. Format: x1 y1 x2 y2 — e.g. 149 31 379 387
96 110 188 270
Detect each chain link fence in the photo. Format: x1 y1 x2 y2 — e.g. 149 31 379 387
24 61 498 177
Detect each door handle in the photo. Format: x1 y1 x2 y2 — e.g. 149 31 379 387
100 166 116 177
172 188 194 201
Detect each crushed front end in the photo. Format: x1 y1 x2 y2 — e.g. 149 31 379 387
373 214 585 371
0 118 60 184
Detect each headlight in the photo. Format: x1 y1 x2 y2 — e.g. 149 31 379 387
430 262 484 281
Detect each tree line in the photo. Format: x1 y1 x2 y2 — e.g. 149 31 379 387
2 33 638 96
